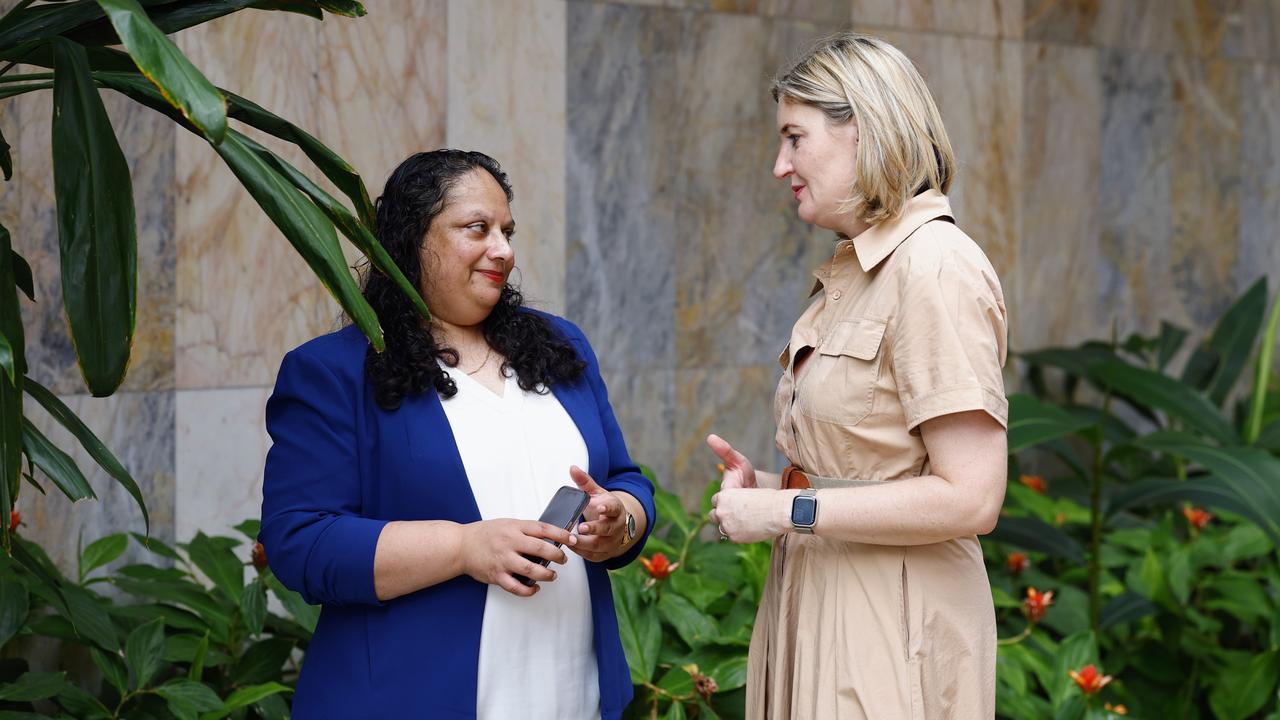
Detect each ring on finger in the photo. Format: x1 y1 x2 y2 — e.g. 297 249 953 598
718 524 729 541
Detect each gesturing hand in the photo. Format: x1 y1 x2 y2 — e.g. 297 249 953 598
706 434 757 490
457 519 575 597
569 466 626 563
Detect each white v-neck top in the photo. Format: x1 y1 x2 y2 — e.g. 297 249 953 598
437 365 600 720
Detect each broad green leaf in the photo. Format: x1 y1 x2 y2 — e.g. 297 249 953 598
232 519 260 541
263 572 318 632
667 567 730 612
188 631 210 680
1107 476 1266 534
988 516 1084 563
0 225 24 522
0 577 28 647
10 250 32 302
89 647 127 695
0 671 67 701
612 572 660 684
1167 545 1193 604
80 532 128 582
658 592 718 649
1209 650 1279 720
57 584 119 652
1137 432 1280 542
663 701 688 720
0 2 104 52
0 332 12 387
20 419 95 502
231 637 293 686
1007 393 1094 453
1155 321 1189 371
51 679 112 719
0 123 10 181
124 616 164 689
1092 361 1237 445
211 130 383 350
94 0 227 142
1203 276 1267 406
1049 631 1098 710
653 487 695 539
656 665 694 696
155 679 223 716
236 133 429 321
51 37 137 396
239 579 266 638
1257 417 1280 452
203 682 291 719
1247 287 1280 444
186 532 243 604
26 378 147 532
130 531 181 561
252 693 290 720
704 655 748 693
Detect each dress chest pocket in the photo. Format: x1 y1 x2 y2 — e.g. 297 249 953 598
797 317 887 425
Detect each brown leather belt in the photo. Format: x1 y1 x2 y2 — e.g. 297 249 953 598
781 465 811 490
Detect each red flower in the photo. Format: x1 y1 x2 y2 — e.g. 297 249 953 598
8 509 19 530
251 541 268 572
1006 552 1029 576
1069 664 1112 695
639 552 679 581
1182 505 1213 530
1022 587 1054 624
1019 474 1047 494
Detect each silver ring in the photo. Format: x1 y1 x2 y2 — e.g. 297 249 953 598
718 524 729 541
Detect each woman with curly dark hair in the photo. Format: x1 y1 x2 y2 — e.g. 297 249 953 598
259 150 655 720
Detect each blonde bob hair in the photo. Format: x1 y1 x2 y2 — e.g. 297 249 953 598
771 33 955 225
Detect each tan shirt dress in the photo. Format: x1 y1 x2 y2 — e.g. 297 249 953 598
749 190 1008 720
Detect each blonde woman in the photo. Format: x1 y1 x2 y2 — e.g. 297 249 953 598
706 34 1008 719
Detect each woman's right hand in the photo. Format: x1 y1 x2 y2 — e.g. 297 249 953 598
706 434 757 490
457 520 576 597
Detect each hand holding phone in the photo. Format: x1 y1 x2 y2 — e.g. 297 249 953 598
513 486 590 587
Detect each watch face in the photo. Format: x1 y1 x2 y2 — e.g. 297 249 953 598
625 513 636 538
791 495 818 527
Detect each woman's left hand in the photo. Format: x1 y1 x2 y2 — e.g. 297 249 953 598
709 488 791 543
569 466 627 562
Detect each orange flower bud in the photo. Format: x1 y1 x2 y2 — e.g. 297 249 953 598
1006 552 1028 576
251 541 268 572
1182 505 1212 530
8 509 19 530
1069 664 1112 695
1022 587 1054 624
1019 475 1047 494
1104 702 1128 715
639 552 679 581
693 671 718 701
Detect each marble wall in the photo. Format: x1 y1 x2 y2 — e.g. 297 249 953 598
7 0 1279 565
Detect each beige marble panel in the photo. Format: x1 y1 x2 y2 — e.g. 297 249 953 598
447 0 568 314
600 367 677 498
1239 62 1280 296
174 10 341 390
1024 0 1175 53
15 391 175 577
175 387 272 542
315 1 447 210
1170 56 1241 329
673 365 778 508
866 0 1022 38
684 0 850 22
1018 42 1102 352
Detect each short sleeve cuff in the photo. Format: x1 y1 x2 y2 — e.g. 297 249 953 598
902 384 1008 434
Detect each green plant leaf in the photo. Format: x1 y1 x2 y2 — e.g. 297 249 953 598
653 487 695 540
0 577 29 648
612 572 660 684
79 532 127 582
156 679 223 718
10 250 33 303
185 532 243 604
0 332 13 388
202 682 291 719
704 655 748 693
0 671 68 701
1137 432 1280 541
89 647 127 695
124 616 164 689
1107 476 1264 531
1155 321 1189 371
47 584 117 653
263 572 317 632
1007 393 1095 453
0 225 25 521
130 531 181 561
239 578 266 638
1209 649 1279 720
663 700 688 720
50 37 137 396
1247 286 1280 444
25 378 147 533
210 130 384 350
188 630 210 680
93 0 227 142
1092 361 1237 445
232 519 260 541
20 418 95 502
1203 276 1268 406
988 516 1085 563
658 592 718 649
0 2 104 52
1049 631 1098 710
231 637 292 686
0 124 11 181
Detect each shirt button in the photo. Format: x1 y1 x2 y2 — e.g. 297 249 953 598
831 290 842 300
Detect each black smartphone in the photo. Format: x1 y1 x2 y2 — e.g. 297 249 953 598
513 486 590 587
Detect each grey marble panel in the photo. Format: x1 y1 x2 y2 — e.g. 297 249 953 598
15 391 176 578
671 13 834 368
672 365 778 508
1238 62 1280 301
599 367 677 498
1169 56 1241 328
1018 42 1102 352
1024 0 1175 53
683 0 850 22
1097 50 1177 338
566 2 682 372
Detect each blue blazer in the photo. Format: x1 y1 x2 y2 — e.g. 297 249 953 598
259 312 655 719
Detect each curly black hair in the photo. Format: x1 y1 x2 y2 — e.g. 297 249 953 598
361 150 585 410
